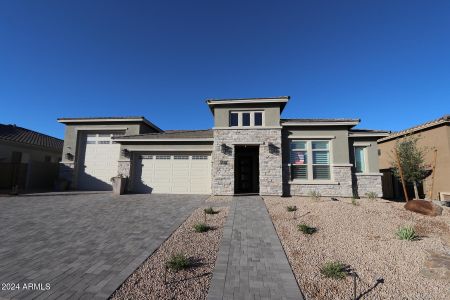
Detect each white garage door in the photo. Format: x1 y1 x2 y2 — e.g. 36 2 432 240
77 132 122 190
133 153 211 194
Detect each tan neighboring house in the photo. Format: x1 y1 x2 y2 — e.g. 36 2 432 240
378 115 450 200
0 123 63 192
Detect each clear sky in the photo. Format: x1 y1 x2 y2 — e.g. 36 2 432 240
1 0 449 138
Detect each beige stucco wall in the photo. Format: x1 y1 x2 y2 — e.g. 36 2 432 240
378 124 450 199
213 103 281 127
0 140 61 163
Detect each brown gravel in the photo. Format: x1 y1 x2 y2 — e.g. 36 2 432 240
111 206 229 300
264 196 450 300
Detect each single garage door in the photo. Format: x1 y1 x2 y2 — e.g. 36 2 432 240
133 153 211 194
77 132 123 190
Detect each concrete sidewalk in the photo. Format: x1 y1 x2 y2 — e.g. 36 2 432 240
208 196 303 300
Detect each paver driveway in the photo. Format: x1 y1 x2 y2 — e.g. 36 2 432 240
0 193 207 300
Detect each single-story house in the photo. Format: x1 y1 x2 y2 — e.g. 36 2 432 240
58 97 389 196
378 114 450 200
0 123 63 192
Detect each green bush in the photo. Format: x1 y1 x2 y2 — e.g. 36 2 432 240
320 261 346 279
308 190 321 201
193 222 211 233
365 191 378 200
297 224 317 235
166 253 190 271
286 205 297 212
351 197 359 206
204 207 218 214
396 226 416 241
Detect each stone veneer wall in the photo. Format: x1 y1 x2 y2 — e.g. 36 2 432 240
354 174 383 197
283 165 354 197
212 129 283 195
59 162 75 187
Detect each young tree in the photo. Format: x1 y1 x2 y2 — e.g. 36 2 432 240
391 136 428 200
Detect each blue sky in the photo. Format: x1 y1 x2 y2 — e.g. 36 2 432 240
0 0 449 139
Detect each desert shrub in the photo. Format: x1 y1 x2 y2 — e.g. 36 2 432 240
166 253 190 271
309 190 321 201
286 205 297 212
193 222 211 233
204 207 218 214
320 261 346 279
396 226 416 241
365 191 378 200
351 197 359 206
297 224 317 235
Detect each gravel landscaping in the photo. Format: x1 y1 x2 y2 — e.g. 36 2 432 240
111 206 228 300
264 196 450 300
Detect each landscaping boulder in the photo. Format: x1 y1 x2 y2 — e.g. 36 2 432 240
404 200 443 216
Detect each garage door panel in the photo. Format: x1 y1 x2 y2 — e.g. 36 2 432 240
134 153 211 194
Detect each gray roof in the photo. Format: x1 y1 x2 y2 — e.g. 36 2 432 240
57 116 147 121
206 96 290 101
0 124 63 151
378 114 450 143
281 118 360 123
114 129 213 140
350 129 391 133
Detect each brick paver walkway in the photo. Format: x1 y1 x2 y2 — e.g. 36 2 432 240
0 193 207 300
208 196 303 300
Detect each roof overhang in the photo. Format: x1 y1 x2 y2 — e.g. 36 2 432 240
206 96 290 113
349 132 390 138
113 138 213 142
282 121 360 127
57 117 162 132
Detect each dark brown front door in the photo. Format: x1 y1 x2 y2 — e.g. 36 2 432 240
234 146 259 194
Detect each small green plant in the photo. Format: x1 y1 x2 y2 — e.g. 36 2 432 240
351 197 359 206
166 253 190 271
297 224 317 235
365 191 378 200
204 207 218 214
193 222 211 233
320 261 346 279
396 226 416 241
309 190 321 201
286 205 297 212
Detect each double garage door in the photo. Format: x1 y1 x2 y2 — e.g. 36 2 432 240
133 153 211 194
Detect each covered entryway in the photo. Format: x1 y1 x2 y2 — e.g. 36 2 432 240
77 131 123 190
234 146 259 194
133 152 211 194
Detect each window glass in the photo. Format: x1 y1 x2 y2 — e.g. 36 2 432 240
313 165 330 179
242 113 250 126
312 141 328 150
155 155 171 160
192 155 208 160
291 151 307 164
354 147 366 173
174 155 189 160
291 141 306 150
313 151 329 164
292 165 307 180
230 113 238 127
254 112 263 126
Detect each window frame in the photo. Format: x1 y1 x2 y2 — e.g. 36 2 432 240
290 140 333 182
229 111 265 127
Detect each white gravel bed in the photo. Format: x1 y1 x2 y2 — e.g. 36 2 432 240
264 196 450 300
111 206 229 300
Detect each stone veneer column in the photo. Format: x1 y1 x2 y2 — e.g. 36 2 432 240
59 162 75 187
354 174 383 197
211 129 283 196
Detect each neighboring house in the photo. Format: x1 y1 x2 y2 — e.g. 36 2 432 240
0 124 63 192
58 97 389 196
378 115 450 201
